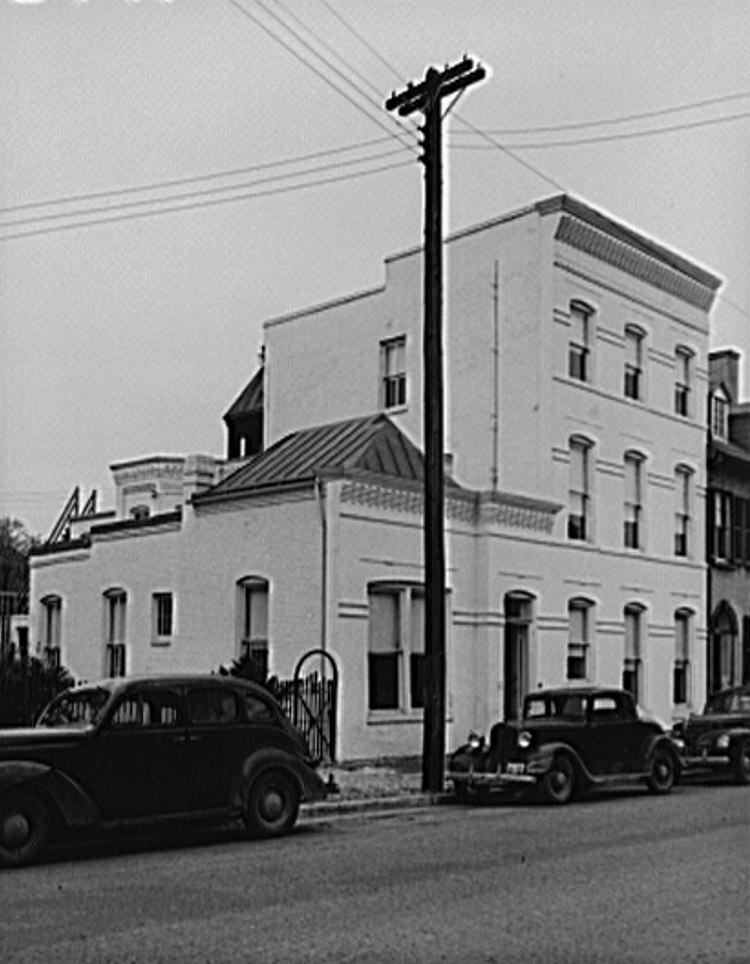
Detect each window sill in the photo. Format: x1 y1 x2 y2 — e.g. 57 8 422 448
367 710 453 726
151 638 172 647
381 404 408 416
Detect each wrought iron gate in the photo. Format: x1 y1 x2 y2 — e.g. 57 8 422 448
277 649 338 764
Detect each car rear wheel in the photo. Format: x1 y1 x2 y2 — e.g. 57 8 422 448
646 747 675 794
731 739 750 785
0 790 50 867
244 769 300 838
541 755 575 804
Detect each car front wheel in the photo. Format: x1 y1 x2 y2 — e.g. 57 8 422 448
541 755 575 804
0 790 50 867
731 739 750 785
244 769 300 838
646 747 675 794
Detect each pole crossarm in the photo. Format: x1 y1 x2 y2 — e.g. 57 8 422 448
385 56 483 115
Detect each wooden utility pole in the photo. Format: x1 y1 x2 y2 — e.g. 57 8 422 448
386 57 485 793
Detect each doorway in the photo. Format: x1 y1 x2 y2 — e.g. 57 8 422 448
503 594 532 721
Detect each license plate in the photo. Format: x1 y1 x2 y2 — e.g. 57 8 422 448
506 762 526 775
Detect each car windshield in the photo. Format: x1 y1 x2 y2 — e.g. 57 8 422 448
704 691 749 714
523 694 586 721
37 687 111 728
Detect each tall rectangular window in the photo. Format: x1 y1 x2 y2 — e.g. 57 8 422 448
622 606 643 702
711 393 729 440
105 590 127 678
567 602 590 680
713 491 731 561
43 596 62 669
624 327 643 400
380 336 406 409
673 611 691 705
568 302 590 382
624 455 642 549
368 584 425 712
674 468 691 557
152 592 174 643
674 348 691 417
568 439 590 541
238 578 269 678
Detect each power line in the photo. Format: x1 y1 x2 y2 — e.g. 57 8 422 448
0 145 409 231
0 157 412 242
453 90 750 136
453 112 567 193
0 135 399 216
453 109 750 151
225 0 419 155
318 0 405 86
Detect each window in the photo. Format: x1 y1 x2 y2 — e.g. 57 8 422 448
623 453 643 550
624 326 643 400
111 688 182 728
622 605 643 702
711 491 732 561
104 589 127 678
710 392 729 439
152 592 174 643
568 301 591 382
673 611 691 705
734 497 750 566
42 595 62 669
237 578 269 678
674 467 691 557
367 583 425 712
567 600 591 681
188 688 241 726
568 438 591 541
380 336 407 409
674 348 692 416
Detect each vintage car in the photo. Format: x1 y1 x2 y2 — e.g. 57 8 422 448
672 684 750 784
447 686 681 805
0 674 327 867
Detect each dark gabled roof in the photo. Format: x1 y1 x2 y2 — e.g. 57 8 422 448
196 413 446 502
224 367 263 421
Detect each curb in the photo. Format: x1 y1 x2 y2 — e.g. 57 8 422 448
301 791 454 819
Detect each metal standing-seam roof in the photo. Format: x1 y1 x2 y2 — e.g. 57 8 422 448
196 413 449 503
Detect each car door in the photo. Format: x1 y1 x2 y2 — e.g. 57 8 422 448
183 685 252 812
93 684 188 820
585 693 636 774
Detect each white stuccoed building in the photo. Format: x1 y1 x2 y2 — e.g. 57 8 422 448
31 195 722 761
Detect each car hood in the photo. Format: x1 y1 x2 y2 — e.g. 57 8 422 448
685 713 747 735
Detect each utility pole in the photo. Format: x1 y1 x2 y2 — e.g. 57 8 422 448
386 57 485 793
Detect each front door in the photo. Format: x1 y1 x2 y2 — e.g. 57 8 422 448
504 595 531 721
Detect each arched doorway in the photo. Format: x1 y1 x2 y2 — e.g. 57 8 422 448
710 602 738 693
503 593 533 721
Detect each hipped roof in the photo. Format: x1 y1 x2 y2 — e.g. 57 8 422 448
196 413 451 502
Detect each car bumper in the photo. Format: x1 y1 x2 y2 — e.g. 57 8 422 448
680 753 731 771
447 766 540 789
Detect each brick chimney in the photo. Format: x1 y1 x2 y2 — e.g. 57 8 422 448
709 349 740 401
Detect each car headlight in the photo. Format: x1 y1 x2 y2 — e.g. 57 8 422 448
517 730 533 749
716 733 730 750
468 731 485 750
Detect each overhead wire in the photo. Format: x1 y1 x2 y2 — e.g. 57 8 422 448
0 135 402 217
0 158 412 242
225 0 419 156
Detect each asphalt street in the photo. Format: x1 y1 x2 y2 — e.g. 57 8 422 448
0 781 747 964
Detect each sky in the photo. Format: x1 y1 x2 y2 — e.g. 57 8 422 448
1 0 748 538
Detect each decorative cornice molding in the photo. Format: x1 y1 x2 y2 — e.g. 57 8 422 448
555 216 716 310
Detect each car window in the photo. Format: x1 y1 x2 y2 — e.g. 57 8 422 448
524 696 552 719
37 687 110 727
188 688 241 725
559 695 586 721
590 695 624 721
738 695 750 712
245 693 274 722
110 689 183 729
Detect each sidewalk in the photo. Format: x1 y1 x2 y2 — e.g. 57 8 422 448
301 758 454 818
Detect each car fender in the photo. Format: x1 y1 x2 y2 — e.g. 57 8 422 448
230 748 323 810
526 742 593 783
638 733 682 774
0 760 99 828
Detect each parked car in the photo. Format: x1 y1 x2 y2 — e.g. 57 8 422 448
448 686 681 805
0 674 327 867
672 684 750 784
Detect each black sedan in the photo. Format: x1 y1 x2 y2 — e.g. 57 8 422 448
0 674 327 867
